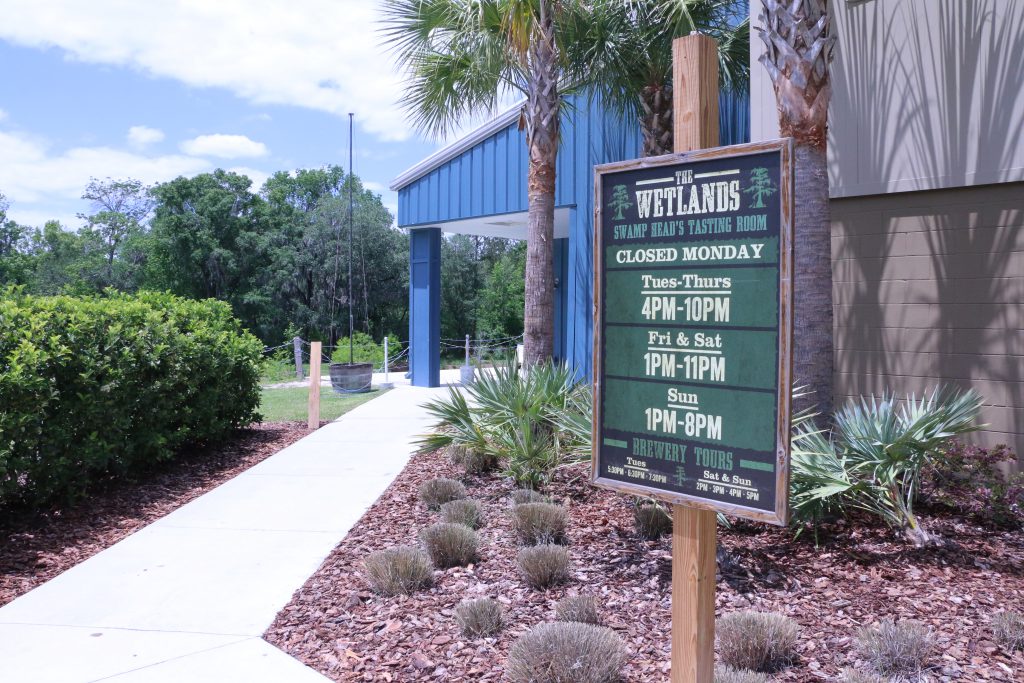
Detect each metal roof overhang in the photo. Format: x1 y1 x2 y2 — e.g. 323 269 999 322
389 100 524 192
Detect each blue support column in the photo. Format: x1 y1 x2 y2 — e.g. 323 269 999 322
553 237 569 362
566 206 593 380
409 228 441 387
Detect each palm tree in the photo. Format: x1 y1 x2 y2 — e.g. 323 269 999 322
756 0 836 416
382 0 605 364
585 0 750 157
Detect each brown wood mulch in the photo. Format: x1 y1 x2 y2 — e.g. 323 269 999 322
265 449 1024 682
0 421 314 607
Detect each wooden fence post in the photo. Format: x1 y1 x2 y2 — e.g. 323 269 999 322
671 32 720 683
308 341 321 429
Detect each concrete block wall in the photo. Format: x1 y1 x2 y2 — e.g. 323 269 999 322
831 181 1024 458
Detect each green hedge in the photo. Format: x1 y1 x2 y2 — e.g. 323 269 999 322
0 290 262 507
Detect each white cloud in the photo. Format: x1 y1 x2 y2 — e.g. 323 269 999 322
127 125 164 148
0 129 274 227
0 129 210 205
180 134 268 159
0 1 414 141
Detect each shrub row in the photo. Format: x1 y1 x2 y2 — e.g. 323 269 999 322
0 290 262 506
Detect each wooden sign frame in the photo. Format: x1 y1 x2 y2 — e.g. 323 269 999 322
591 138 795 526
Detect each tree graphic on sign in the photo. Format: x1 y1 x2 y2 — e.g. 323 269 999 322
744 167 776 208
608 184 633 220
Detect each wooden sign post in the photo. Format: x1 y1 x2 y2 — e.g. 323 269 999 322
672 34 721 683
591 34 794 683
308 341 322 429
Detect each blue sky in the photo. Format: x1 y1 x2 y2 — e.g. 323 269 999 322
0 0 453 228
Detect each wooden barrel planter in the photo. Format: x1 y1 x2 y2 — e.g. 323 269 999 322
329 362 373 393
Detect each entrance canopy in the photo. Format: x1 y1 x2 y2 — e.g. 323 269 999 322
391 91 750 386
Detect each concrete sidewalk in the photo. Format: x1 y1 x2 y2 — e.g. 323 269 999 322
0 379 455 682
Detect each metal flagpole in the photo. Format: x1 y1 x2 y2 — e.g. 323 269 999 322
348 113 355 366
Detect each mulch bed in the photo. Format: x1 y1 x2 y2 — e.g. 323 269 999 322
265 449 1024 682
0 421 314 607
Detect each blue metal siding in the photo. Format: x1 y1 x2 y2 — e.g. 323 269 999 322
397 90 748 228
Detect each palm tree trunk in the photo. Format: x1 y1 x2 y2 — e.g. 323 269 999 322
758 0 836 417
523 0 559 365
639 84 673 156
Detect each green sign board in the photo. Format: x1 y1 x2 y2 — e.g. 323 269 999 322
592 140 794 525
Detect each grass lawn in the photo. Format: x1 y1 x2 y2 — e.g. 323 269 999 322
259 386 387 422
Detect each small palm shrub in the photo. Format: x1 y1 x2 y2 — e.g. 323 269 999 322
517 544 570 589
440 499 483 528
363 546 433 595
506 622 627 683
717 611 799 671
419 477 467 510
555 594 601 625
790 387 983 544
417 362 591 487
513 502 569 545
511 488 551 506
420 523 478 568
496 418 560 489
993 611 1024 651
715 666 770 683
634 500 672 539
856 619 934 677
454 597 503 637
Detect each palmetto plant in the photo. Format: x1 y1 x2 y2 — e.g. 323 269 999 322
757 0 837 417
382 0 610 364
586 0 750 157
418 362 590 486
790 387 983 545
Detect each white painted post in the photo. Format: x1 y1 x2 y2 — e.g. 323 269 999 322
384 336 389 384
465 334 470 366
293 336 304 380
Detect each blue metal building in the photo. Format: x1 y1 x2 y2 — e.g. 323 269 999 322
391 91 749 387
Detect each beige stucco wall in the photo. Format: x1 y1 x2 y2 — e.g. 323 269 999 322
831 182 1023 457
749 0 1024 198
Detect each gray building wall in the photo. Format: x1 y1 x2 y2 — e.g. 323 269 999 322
748 0 1024 455
832 182 1023 456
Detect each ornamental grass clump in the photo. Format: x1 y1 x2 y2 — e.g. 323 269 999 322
454 597 503 638
517 544 570 589
419 477 467 510
363 546 433 596
634 501 672 539
450 445 499 475
717 611 799 671
856 619 934 677
420 522 478 568
993 611 1024 651
440 499 483 529
505 622 627 683
714 666 771 683
511 488 551 506
838 669 884 683
513 502 568 545
555 594 601 625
